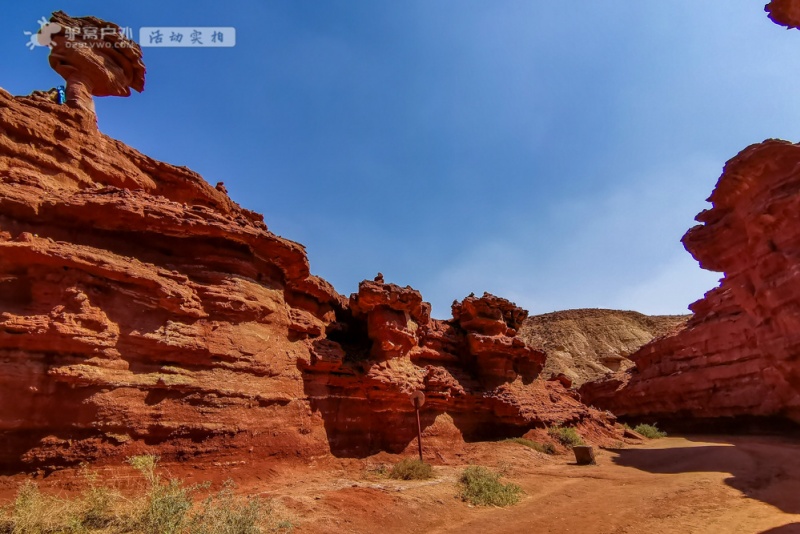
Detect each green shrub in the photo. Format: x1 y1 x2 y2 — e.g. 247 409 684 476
389 458 433 480
548 426 585 448
634 423 667 439
457 466 522 507
504 438 556 455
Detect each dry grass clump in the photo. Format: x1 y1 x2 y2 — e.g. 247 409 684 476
388 458 434 480
633 423 667 439
457 466 522 507
547 426 585 448
0 455 293 534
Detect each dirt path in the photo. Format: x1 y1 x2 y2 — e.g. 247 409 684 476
276 436 800 534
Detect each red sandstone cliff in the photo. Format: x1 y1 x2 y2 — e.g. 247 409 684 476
579 4 800 425
580 140 800 423
0 12 617 470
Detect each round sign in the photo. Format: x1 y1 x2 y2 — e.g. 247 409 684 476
410 390 425 408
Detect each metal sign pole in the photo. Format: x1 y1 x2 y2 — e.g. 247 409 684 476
410 391 425 462
414 397 423 461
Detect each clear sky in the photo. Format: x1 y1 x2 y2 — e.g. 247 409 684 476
2 1 798 318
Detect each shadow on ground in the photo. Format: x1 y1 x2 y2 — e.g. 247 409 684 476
761 525 800 534
609 435 800 514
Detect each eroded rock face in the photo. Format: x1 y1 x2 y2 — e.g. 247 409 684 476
580 140 800 424
300 286 612 456
0 86 341 469
452 293 545 388
349 277 431 359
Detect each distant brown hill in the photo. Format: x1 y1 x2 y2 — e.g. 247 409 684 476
520 309 689 387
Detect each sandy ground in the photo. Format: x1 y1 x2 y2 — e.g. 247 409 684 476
2 435 799 533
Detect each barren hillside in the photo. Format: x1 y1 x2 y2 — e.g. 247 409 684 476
520 309 689 387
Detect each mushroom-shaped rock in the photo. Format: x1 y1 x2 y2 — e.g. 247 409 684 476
47 11 145 113
766 0 800 29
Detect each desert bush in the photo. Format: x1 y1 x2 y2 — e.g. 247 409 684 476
389 458 433 480
5 480 63 533
1 479 93 534
128 454 197 534
74 464 119 529
457 466 522 507
0 456 292 534
0 465 123 533
547 426 585 448
188 480 264 534
634 423 667 439
504 438 556 455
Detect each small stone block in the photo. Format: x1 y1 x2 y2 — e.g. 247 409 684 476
573 445 596 465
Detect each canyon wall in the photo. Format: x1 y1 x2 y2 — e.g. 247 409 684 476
581 140 800 424
0 12 617 471
579 3 800 426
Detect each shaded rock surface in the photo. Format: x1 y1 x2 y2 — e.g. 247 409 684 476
520 309 688 387
581 140 800 424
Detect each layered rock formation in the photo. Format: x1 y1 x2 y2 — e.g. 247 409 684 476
298 286 609 456
581 140 800 424
520 310 688 387
0 82 346 468
579 6 800 426
0 13 618 470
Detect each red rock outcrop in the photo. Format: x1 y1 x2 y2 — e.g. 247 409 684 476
580 140 800 424
300 285 611 456
766 0 800 30
0 12 619 470
47 11 145 113
0 82 345 469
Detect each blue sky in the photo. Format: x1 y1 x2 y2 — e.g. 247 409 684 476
2 1 799 318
